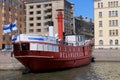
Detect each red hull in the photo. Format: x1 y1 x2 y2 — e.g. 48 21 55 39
13 43 92 72
16 56 91 71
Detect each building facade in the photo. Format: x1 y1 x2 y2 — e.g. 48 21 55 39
94 0 120 49
25 0 74 37
0 0 25 49
73 16 94 40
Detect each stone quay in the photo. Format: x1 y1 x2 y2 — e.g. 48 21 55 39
0 48 120 70
0 51 24 70
92 48 120 62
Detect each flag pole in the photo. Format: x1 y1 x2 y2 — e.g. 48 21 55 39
18 30 22 51
15 20 22 51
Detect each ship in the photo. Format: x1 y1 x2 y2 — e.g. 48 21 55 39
12 10 93 72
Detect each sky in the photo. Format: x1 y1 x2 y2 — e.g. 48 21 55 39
69 0 94 19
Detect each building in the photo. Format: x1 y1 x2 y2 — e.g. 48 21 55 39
73 16 94 40
25 0 74 37
0 0 25 49
94 0 120 49
20 0 29 2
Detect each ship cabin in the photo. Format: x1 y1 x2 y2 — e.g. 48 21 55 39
13 34 91 55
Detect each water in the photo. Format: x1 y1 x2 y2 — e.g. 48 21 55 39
0 62 120 80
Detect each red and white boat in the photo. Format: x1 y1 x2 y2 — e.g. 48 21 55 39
12 10 92 72
12 34 92 72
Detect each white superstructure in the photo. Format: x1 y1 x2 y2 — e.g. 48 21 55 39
12 34 57 44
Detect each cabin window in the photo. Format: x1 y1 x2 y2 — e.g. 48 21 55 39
13 44 20 50
21 43 29 50
59 47 61 51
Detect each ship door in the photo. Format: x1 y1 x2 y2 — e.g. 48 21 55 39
21 43 29 50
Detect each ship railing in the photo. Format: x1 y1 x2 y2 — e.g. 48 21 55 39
57 40 85 46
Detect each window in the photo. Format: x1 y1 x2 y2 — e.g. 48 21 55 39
49 4 52 6
47 9 52 12
36 5 41 8
108 1 118 7
29 5 33 9
44 28 49 32
109 20 111 26
36 11 41 14
36 17 41 20
98 2 103 8
20 5 22 8
115 20 118 26
29 23 34 27
109 10 118 17
44 4 48 7
111 11 114 17
109 20 118 26
29 29 34 33
109 30 112 36
29 17 34 21
44 9 52 14
20 18 22 21
20 24 22 28
36 23 41 26
29 11 33 15
109 30 118 36
99 12 102 18
109 40 113 45
98 3 100 8
101 2 103 8
116 1 118 7
2 13 6 17
21 43 29 50
9 7 11 11
47 15 52 19
2 35 5 41
115 39 118 45
2 6 6 10
44 22 48 26
108 2 110 7
99 40 103 45
36 29 41 32
115 11 118 16
116 30 118 35
109 11 111 16
99 21 102 27
2 21 6 25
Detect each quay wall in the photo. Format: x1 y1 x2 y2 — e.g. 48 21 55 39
0 52 24 70
92 49 120 61
0 48 120 70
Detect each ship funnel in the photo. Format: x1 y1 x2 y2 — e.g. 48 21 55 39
56 9 64 40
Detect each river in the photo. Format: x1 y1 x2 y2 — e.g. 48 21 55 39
0 62 120 80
